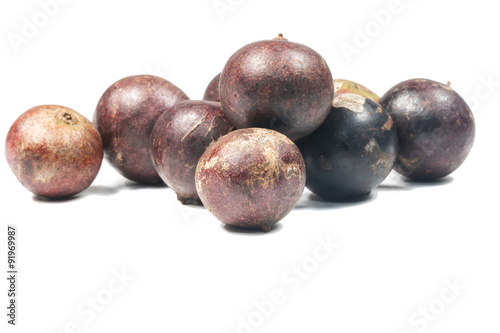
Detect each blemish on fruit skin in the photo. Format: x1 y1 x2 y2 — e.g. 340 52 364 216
334 79 381 102
116 155 125 167
398 156 420 171
333 93 367 113
284 165 300 179
33 164 57 183
382 116 394 131
364 138 378 154
180 114 208 144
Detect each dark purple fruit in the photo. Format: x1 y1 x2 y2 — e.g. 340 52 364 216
203 73 221 102
150 100 233 203
94 75 189 183
220 34 334 141
379 79 475 180
195 128 306 231
297 94 398 199
5 105 103 198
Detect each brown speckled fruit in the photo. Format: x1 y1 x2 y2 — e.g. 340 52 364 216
94 75 189 183
379 79 475 180
195 128 306 231
150 100 233 204
5 105 103 198
334 79 380 102
203 73 221 102
220 34 334 141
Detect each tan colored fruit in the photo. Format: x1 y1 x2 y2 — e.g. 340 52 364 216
334 79 380 102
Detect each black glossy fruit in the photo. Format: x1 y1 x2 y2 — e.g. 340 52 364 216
297 93 398 199
379 79 475 180
220 34 334 141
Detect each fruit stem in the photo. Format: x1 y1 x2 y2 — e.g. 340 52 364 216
273 33 288 41
447 81 451 86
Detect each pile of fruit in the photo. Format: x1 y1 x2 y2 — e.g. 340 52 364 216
5 34 475 231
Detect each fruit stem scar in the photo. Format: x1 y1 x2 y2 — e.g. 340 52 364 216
60 112 78 125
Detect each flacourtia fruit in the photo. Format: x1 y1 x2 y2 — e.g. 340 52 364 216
379 79 475 180
334 79 380 102
5 105 103 198
94 75 189 183
203 73 221 102
297 93 398 199
150 100 233 203
195 128 306 231
220 34 334 141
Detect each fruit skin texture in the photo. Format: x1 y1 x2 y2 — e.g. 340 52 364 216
195 128 306 231
5 105 103 198
334 79 380 102
150 100 233 203
297 94 398 199
94 75 189 183
379 79 475 180
203 73 221 102
220 35 334 141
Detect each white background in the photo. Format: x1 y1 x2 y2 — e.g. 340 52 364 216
1 0 499 332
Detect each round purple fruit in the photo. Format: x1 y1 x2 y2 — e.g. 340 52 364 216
220 34 334 141
94 75 189 183
150 100 233 203
203 73 221 102
379 79 475 180
5 105 103 198
195 128 306 231
297 94 398 199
